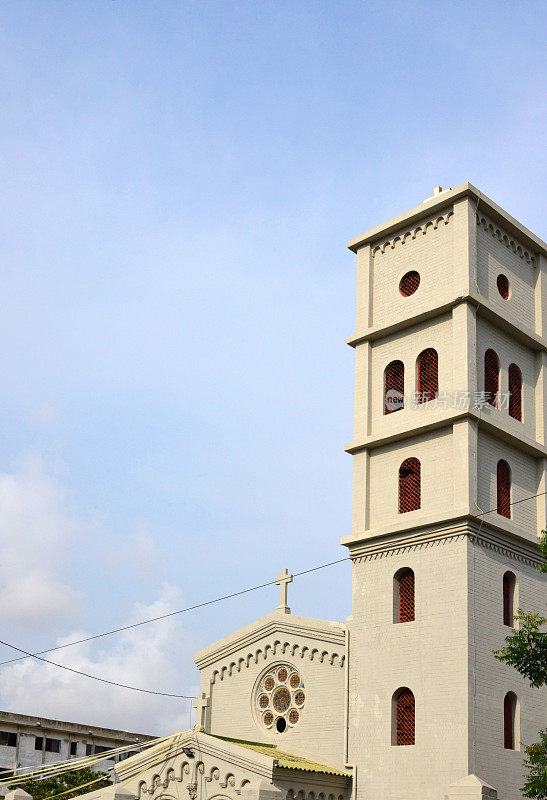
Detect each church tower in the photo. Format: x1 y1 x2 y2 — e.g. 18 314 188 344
344 184 547 800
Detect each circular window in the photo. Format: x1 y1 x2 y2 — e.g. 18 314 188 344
399 271 420 297
273 687 291 713
497 274 510 300
294 690 305 706
254 665 305 733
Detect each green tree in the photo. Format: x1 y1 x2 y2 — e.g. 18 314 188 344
494 530 547 799
15 767 112 800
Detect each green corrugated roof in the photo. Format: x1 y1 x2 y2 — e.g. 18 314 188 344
211 735 349 777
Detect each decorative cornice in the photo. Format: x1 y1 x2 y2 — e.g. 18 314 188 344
348 182 547 256
209 640 345 684
286 789 349 800
195 615 345 671
477 214 536 264
347 520 543 568
371 211 453 256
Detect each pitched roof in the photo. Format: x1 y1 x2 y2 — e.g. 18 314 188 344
210 735 349 777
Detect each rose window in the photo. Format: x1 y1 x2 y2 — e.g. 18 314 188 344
255 665 305 733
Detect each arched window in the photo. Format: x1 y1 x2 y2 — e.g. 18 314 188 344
484 349 500 407
508 364 522 422
497 460 511 519
416 348 438 403
504 692 518 750
399 458 421 513
394 568 415 623
393 688 415 746
384 360 404 414
503 572 516 627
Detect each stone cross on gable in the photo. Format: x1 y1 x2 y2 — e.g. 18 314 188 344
275 568 293 615
193 691 210 729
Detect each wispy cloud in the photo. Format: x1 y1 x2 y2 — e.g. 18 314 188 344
0 455 78 625
0 585 198 734
0 458 198 733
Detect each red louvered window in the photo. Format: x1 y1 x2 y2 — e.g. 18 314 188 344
508 363 522 422
497 274 510 300
399 458 421 513
416 348 438 403
384 360 404 414
395 689 415 746
497 460 511 519
398 569 415 623
503 572 515 627
485 349 500 407
504 693 515 749
399 271 420 297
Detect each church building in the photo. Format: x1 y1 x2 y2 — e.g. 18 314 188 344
84 183 547 800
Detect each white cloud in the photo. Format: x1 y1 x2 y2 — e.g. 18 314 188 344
0 455 78 625
0 585 199 735
0 456 199 734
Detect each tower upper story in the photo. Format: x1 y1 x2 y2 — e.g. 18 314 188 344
343 183 547 555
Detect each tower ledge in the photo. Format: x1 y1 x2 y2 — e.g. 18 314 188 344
347 181 547 256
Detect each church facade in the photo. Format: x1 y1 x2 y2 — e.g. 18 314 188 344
83 183 547 800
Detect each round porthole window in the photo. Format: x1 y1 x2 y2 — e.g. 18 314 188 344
497 274 510 300
399 271 420 297
253 665 306 733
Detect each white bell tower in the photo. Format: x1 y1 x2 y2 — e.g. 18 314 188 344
344 183 547 800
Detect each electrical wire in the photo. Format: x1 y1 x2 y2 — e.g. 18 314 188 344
27 731 197 800
5 735 175 784
0 487 544 698
0 557 350 667
0 638 195 698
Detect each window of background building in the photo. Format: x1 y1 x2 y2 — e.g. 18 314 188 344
0 732 17 747
45 738 60 754
69 742 77 756
35 737 43 751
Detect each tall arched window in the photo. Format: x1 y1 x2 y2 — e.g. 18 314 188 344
504 692 518 750
503 572 516 627
394 568 415 623
393 688 415 746
484 349 500 407
416 348 438 403
497 460 511 519
399 458 421 513
384 360 404 414
508 363 522 422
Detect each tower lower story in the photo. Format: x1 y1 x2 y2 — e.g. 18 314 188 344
346 524 546 800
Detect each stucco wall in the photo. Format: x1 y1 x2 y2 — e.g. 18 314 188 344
196 616 347 768
476 215 536 332
369 210 454 329
468 539 547 800
348 537 469 800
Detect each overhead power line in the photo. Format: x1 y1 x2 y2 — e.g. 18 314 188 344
0 489 544 697
0 638 195 698
0 557 349 667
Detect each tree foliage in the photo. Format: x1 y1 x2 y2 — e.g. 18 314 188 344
493 530 547 799
538 531 547 574
523 731 547 800
493 611 547 688
15 767 111 800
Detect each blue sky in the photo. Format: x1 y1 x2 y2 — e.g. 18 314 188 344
0 0 544 733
